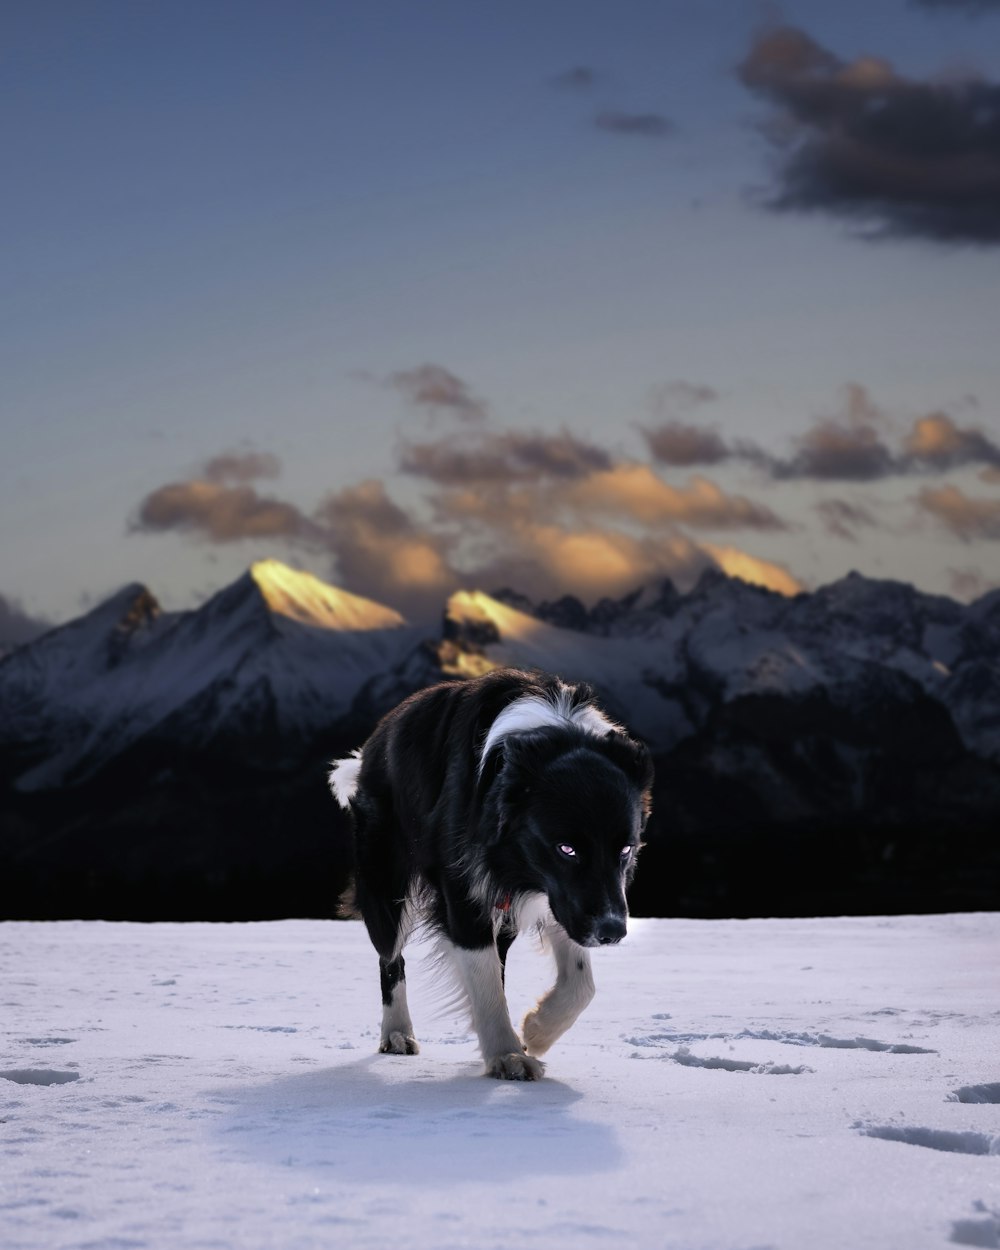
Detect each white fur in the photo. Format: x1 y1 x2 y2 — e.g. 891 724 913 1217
522 925 595 1056
444 940 544 1079
478 683 620 775
327 749 362 808
513 891 553 936
380 981 419 1055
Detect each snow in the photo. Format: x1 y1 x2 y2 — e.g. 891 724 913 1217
3 914 999 1250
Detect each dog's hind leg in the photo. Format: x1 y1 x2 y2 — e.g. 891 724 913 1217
521 925 595 1057
377 947 419 1055
352 795 419 1056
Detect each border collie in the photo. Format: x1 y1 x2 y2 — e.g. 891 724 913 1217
328 667 653 1080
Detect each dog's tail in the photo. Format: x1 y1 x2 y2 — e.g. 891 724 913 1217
327 748 363 809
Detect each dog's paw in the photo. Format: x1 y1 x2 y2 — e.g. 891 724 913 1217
379 1032 420 1055
485 1052 545 1081
521 1009 555 1057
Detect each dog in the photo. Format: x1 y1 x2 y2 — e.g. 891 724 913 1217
328 667 653 1080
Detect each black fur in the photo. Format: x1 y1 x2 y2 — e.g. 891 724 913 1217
329 667 653 1079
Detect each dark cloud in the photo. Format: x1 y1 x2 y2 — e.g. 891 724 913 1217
0 592 52 651
769 384 896 480
917 484 1000 538
738 24 1000 244
641 422 734 467
550 66 599 90
387 364 488 423
203 451 281 483
133 481 313 543
595 111 673 138
775 419 896 481
815 498 880 540
399 430 612 485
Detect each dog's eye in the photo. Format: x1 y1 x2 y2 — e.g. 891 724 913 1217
620 846 635 859
557 844 576 858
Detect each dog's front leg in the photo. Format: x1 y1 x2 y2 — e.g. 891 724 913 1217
445 937 544 1081
522 924 595 1056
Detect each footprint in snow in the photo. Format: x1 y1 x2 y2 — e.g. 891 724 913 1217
951 1083 1000 1105
0 1069 80 1086
861 1125 1000 1156
669 1048 812 1075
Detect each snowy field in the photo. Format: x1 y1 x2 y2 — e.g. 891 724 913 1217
2 915 999 1250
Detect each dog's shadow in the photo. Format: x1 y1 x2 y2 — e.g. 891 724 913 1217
209 1052 622 1184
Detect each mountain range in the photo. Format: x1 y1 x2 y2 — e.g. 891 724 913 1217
2 558 998 918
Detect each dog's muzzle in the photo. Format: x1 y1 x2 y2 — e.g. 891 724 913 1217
591 915 628 946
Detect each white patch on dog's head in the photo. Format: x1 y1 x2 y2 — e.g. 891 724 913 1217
478 683 620 775
328 749 363 808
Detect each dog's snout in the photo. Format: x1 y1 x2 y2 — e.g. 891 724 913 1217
594 915 627 945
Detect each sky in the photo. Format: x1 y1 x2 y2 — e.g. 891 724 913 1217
4 0 1000 634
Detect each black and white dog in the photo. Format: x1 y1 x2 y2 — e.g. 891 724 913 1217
328 667 653 1080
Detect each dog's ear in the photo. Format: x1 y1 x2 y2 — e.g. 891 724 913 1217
601 730 654 793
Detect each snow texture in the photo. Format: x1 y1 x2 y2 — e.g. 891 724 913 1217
1 914 999 1250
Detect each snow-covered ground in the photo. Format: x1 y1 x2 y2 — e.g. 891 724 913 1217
2 915 998 1250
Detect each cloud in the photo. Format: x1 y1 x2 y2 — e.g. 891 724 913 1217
550 66 599 90
595 111 673 138
738 24 1000 243
815 498 880 540
563 463 787 530
641 422 735 467
903 412 1000 469
770 384 896 480
133 480 313 543
776 419 896 481
917 484 1000 538
399 430 612 484
466 517 779 604
387 364 488 423
203 451 282 483
314 479 455 615
0 592 52 650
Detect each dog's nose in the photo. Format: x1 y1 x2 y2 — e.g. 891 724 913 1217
594 915 627 945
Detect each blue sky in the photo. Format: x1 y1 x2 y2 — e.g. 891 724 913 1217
3 0 1000 630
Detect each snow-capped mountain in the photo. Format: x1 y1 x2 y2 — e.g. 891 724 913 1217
2 559 998 918
0 560 423 790
3 561 999 795
448 570 1000 762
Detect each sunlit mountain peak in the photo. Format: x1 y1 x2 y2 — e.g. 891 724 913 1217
248 559 407 631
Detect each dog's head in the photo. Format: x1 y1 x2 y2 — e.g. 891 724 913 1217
487 728 653 948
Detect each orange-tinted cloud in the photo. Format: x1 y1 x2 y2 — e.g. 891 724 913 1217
315 479 456 613
904 413 1000 469
917 485 1000 539
564 463 787 530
